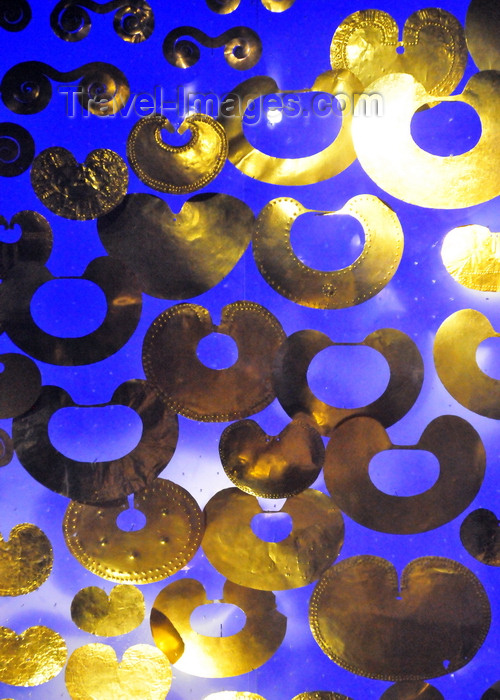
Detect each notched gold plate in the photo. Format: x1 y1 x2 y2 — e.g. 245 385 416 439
324 415 485 534
442 225 500 291
0 626 66 686
143 302 285 421
127 113 227 193
254 195 403 309
331 8 466 96
0 523 52 596
65 643 171 700
63 479 203 583
202 488 344 590
352 72 500 209
0 211 52 274
71 585 145 636
219 417 324 498
97 192 254 299
151 577 286 677
310 556 491 680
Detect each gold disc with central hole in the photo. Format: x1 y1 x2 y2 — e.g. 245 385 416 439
63 480 203 583
202 488 344 590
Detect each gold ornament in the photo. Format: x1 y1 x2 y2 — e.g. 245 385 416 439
71 585 145 636
0 626 66 686
0 524 52 596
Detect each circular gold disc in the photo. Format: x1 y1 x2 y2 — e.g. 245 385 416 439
63 479 203 583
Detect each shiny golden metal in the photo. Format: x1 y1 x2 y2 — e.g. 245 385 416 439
113 3 154 43
71 585 145 636
380 682 444 699
0 258 142 367
202 488 344 590
0 211 52 274
97 193 254 299
163 26 261 71
127 114 227 194
0 524 52 596
441 225 500 291
273 328 424 437
434 309 500 418
331 9 466 96
204 694 266 700
65 643 171 700
254 195 403 308
0 626 66 686
219 70 363 186
14 380 178 504
219 417 324 498
293 694 353 700
31 147 128 220
310 556 491 680
352 71 500 209
466 0 500 69
151 578 286 677
63 479 203 583
206 0 295 13
143 302 285 422
0 353 40 418
324 415 485 534
460 509 500 566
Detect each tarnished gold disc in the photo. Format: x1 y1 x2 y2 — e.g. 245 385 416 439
331 9 466 96
253 195 403 309
0 626 66 686
352 72 500 209
324 415 485 534
31 147 128 220
202 488 344 590
0 524 52 596
219 70 363 186
0 353 41 418
441 225 500 291
0 210 52 274
71 585 145 636
65 644 172 700
434 309 500 418
143 302 285 422
97 192 254 299
273 328 424 437
63 479 203 583
466 0 500 70
127 113 227 193
310 556 491 680
482 682 500 699
151 577 286 677
460 509 500 566
219 417 324 498
380 682 444 699
293 694 353 700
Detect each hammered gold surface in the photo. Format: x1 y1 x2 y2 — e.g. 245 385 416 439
151 578 286 677
324 415 485 534
460 509 500 566
219 417 324 498
204 694 266 700
97 192 254 299
0 523 52 596
293 694 353 700
31 147 128 220
127 113 227 193
352 72 500 209
63 479 203 583
441 225 500 291
65 643 172 700
253 195 403 308
330 8 466 95
273 328 424 437
0 626 66 686
71 585 145 636
310 556 491 680
434 309 500 418
143 302 285 421
219 70 363 185
202 488 344 590
466 0 500 69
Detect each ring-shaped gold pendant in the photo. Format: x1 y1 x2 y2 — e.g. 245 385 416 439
352 71 500 209
254 195 403 308
219 70 363 186
127 114 228 194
